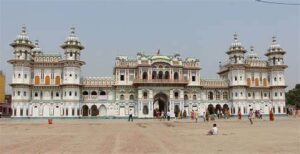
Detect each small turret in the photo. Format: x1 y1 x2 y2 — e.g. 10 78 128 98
10 25 34 60
31 40 43 58
247 46 259 60
61 27 84 60
226 33 247 64
265 36 286 66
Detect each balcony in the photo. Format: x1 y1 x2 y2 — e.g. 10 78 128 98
133 79 189 86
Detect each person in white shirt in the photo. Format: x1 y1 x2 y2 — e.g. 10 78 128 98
207 123 218 135
167 110 171 121
128 109 133 122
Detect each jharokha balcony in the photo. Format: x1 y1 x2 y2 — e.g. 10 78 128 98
133 79 189 86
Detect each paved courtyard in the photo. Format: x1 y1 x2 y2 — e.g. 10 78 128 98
0 117 299 154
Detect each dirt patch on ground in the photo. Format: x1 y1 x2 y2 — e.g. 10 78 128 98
0 118 299 154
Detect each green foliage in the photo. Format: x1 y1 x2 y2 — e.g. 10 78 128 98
286 84 300 109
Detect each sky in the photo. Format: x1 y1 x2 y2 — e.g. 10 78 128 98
0 0 299 94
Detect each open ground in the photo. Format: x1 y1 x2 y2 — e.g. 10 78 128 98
0 117 299 154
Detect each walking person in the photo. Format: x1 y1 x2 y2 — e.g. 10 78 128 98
167 110 171 121
203 111 206 122
128 109 133 122
248 109 254 124
195 112 198 123
160 111 165 121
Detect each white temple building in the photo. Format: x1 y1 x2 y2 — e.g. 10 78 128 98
8 26 287 118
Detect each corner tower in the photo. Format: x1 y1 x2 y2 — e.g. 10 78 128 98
8 25 34 117
265 36 287 114
60 27 85 117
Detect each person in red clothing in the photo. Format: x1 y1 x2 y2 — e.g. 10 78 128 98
238 110 242 120
269 110 274 121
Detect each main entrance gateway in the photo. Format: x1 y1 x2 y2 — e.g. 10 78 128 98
153 92 169 116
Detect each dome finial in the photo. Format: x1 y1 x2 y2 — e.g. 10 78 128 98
234 32 238 41
70 27 75 35
21 24 27 34
272 36 276 43
35 39 39 46
250 45 254 52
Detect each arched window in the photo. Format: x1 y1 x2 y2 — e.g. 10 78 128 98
174 92 179 99
55 76 60 85
193 94 197 100
152 71 157 79
165 71 169 79
34 76 40 85
82 91 88 95
208 92 213 100
143 105 149 114
223 92 228 100
263 78 267 86
129 94 134 100
184 94 188 100
247 78 251 86
174 72 179 80
91 91 97 95
158 71 163 79
142 72 148 80
120 94 124 100
100 91 106 95
45 76 50 85
255 78 259 86
143 92 148 99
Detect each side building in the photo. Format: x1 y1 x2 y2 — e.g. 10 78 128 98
8 27 287 118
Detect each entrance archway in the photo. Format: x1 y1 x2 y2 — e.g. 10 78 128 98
223 104 229 114
82 105 89 116
91 105 99 116
153 92 169 115
208 104 215 114
215 104 222 113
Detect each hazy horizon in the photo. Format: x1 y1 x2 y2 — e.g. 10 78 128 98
1 0 299 94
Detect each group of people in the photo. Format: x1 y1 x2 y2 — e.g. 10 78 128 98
153 109 172 121
248 109 275 124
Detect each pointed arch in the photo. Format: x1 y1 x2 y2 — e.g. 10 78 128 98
255 78 259 86
263 78 268 86
45 76 50 85
55 76 60 85
34 76 40 85
247 78 251 86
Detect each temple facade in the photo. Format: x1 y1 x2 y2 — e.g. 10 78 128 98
9 26 287 118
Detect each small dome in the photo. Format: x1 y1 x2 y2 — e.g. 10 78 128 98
16 26 30 41
32 40 43 55
151 55 170 61
10 25 34 48
247 46 259 60
61 27 84 50
228 33 246 52
268 36 283 52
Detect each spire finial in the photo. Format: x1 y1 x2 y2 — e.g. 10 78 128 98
250 45 254 52
157 49 160 55
234 32 238 41
70 27 75 35
272 36 276 43
35 39 39 46
21 24 26 34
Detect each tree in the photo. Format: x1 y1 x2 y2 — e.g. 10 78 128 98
286 84 300 109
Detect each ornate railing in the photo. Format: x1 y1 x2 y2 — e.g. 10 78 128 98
133 79 189 85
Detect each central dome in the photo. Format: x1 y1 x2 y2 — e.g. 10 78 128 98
151 55 170 61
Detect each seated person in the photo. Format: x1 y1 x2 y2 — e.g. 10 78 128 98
207 123 218 135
